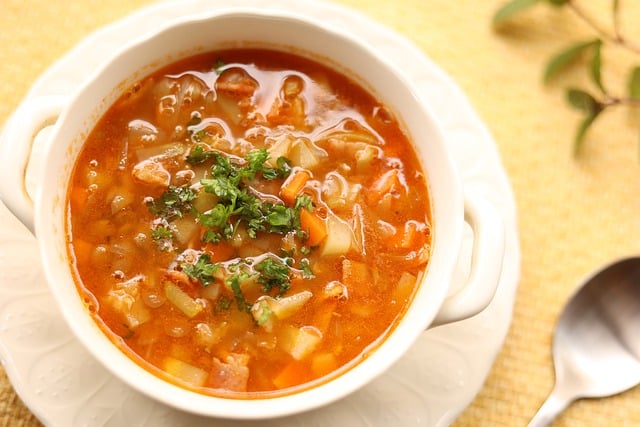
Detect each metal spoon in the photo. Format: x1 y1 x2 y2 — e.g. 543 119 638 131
528 256 640 427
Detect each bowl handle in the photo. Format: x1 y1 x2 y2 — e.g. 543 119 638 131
0 95 66 233
433 192 505 326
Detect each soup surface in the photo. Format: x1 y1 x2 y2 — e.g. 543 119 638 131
67 49 431 397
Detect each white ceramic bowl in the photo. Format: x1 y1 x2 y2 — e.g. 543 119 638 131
0 9 504 419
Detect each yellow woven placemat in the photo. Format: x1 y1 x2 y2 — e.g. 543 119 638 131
2 1 640 426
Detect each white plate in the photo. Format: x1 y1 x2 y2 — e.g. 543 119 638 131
0 0 520 426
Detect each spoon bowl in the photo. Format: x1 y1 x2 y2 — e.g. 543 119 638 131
528 256 640 426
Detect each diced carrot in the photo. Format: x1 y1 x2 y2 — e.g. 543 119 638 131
203 241 236 262
273 360 310 389
299 209 327 247
279 170 310 205
390 220 428 250
71 238 93 267
69 187 89 212
311 352 338 377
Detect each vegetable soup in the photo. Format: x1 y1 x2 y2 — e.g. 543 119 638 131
66 49 432 397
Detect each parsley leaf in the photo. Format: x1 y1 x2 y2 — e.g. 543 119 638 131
226 269 252 312
147 185 197 220
181 253 219 287
196 149 298 241
255 257 292 295
186 144 217 165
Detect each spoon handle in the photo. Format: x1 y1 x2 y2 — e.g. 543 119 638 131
527 387 573 427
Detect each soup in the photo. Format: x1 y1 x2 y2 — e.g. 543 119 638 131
66 49 431 397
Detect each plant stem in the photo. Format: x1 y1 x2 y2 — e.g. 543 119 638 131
602 96 640 108
568 0 640 55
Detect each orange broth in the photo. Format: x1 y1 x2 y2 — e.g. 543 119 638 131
66 49 432 397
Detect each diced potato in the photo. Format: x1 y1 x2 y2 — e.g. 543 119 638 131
266 134 293 166
322 172 363 211
320 215 353 256
288 138 326 170
195 321 229 351
164 283 204 318
163 357 208 387
201 282 221 301
134 142 185 162
109 189 135 214
280 325 323 361
217 94 243 125
342 259 373 292
124 298 151 329
172 216 199 246
106 275 150 329
271 291 313 319
107 275 143 312
354 145 379 172
394 271 418 303
192 189 218 213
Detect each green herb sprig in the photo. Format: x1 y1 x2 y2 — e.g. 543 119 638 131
493 0 640 156
181 253 312 313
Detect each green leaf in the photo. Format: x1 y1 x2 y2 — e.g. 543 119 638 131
544 39 600 84
589 40 604 93
573 111 601 157
566 89 603 156
546 0 569 6
566 88 602 114
628 66 640 99
493 0 541 27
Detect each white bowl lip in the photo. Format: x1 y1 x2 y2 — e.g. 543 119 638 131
33 7 463 420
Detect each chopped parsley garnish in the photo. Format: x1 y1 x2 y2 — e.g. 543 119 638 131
194 148 300 242
255 257 293 295
226 269 252 312
150 224 174 251
186 144 217 165
181 253 219 287
181 253 309 314
150 225 173 241
149 148 318 316
255 301 273 326
146 185 197 220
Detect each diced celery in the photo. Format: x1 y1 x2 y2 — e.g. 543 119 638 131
251 291 313 331
164 283 203 318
